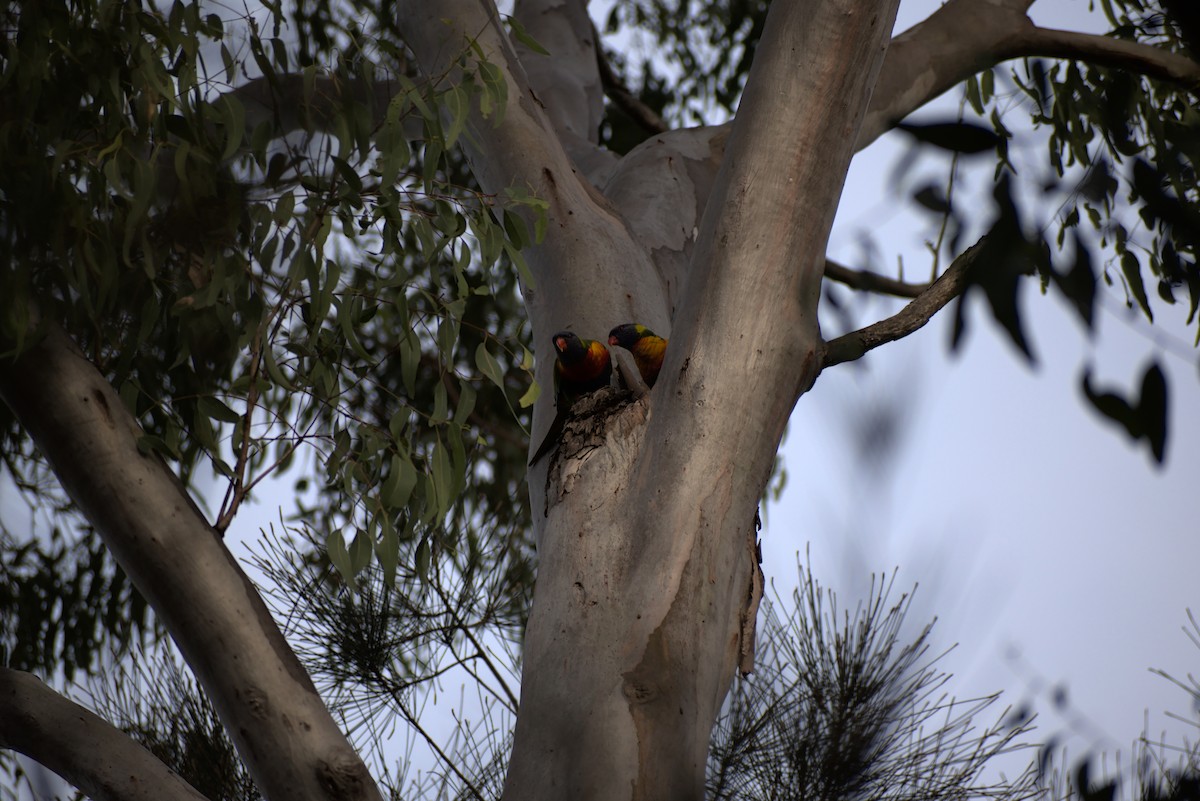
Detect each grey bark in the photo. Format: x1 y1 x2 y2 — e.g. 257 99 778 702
0 668 212 801
0 321 382 801
514 0 618 184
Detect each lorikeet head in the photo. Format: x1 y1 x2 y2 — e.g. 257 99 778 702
553 331 590 364
551 331 612 396
607 323 667 387
607 323 656 350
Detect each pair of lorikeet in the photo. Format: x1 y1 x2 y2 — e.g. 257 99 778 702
554 323 667 399
529 323 667 465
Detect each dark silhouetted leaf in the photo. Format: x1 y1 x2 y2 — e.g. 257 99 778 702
1139 363 1168 464
1077 159 1116 203
1037 736 1060 780
913 184 951 214
1054 235 1097 330
1081 362 1170 465
952 177 1038 363
1075 759 1118 801
1162 0 1200 54
1082 370 1138 439
1132 158 1200 251
897 120 1001 154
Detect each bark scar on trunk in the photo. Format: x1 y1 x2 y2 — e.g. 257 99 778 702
737 522 765 677
89 387 113 427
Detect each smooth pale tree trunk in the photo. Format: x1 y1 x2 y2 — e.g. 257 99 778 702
0 668 212 801
401 0 898 797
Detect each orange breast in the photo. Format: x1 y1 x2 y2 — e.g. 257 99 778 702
632 336 667 386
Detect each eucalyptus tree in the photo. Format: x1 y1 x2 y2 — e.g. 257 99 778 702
1 0 1196 800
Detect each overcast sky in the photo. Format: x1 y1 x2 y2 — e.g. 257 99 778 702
765 0 1200 782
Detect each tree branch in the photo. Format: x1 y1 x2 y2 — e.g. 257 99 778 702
0 318 382 801
821 237 985 368
862 0 1199 148
0 668 211 801
1020 25 1200 89
593 25 669 136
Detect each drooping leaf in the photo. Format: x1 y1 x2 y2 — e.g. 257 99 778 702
1081 362 1169 465
1053 235 1097 331
1121 250 1154 322
897 120 1001 154
952 177 1038 364
913 184 951 215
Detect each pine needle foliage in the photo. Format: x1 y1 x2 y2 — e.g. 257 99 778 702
708 568 1037 801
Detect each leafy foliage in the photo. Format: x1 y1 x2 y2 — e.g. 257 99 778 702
1 0 543 671
0 528 156 682
603 0 769 126
964 1 1200 339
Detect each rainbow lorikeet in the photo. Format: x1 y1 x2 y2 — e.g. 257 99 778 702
551 331 612 402
608 324 667 387
528 331 613 465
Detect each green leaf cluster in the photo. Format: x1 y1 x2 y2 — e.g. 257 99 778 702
1 0 543 671
0 528 157 683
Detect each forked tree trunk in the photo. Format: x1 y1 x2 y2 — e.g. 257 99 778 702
400 0 900 797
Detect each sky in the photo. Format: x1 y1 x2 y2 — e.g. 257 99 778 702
764 0 1200 781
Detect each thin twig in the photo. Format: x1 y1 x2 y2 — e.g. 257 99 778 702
215 325 264 533
823 260 931 298
389 686 487 801
430 579 520 711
